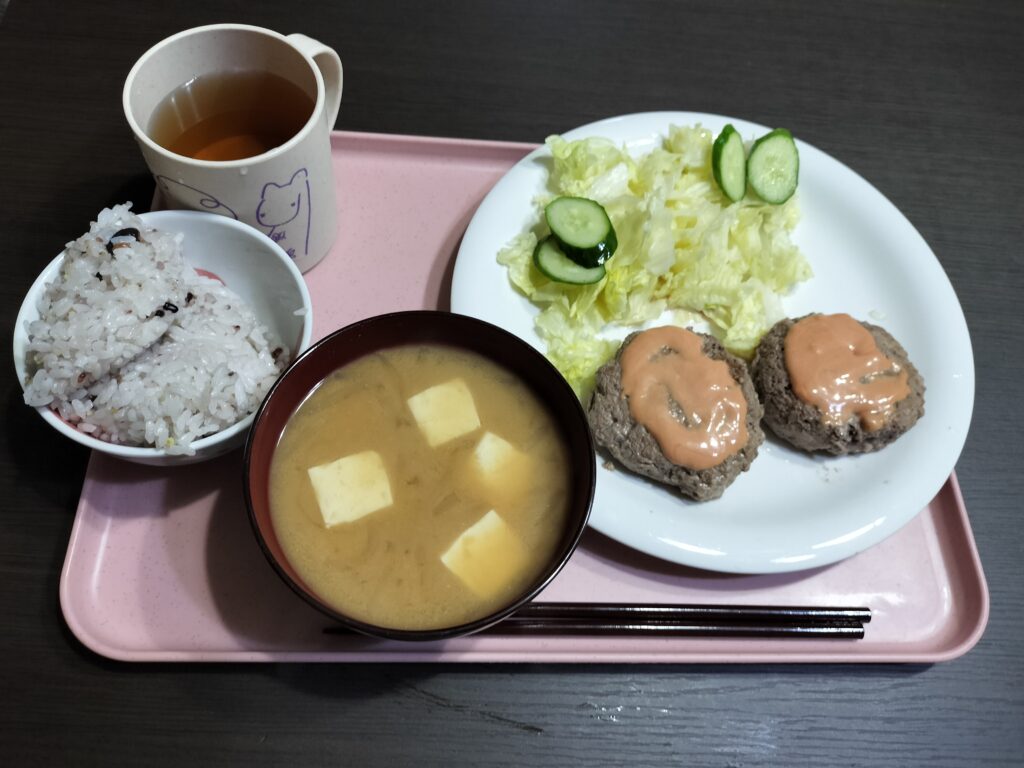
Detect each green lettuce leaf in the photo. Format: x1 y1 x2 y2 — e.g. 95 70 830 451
499 125 812 397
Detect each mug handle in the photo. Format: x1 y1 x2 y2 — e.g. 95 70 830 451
288 34 343 129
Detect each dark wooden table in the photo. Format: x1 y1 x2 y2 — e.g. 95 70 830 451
2 1 1022 765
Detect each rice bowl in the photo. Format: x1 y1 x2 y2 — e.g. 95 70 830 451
13 206 313 466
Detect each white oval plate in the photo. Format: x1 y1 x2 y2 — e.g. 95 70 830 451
451 112 974 574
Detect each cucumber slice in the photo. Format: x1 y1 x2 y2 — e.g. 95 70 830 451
533 236 606 284
747 128 799 204
544 196 618 267
712 124 746 202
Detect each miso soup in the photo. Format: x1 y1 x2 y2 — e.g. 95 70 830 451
268 344 572 630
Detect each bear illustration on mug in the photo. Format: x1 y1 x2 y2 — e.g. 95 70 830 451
255 168 312 260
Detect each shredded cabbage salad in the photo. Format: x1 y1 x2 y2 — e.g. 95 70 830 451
497 124 812 398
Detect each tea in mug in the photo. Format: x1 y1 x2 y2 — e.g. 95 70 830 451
148 70 315 161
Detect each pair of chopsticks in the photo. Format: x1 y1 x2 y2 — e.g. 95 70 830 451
323 603 871 640
489 602 872 639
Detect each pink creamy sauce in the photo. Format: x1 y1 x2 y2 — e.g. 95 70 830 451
620 327 748 471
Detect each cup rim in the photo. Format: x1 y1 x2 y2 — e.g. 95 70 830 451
122 23 327 168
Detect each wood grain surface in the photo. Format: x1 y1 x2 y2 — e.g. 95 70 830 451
1 1 1022 765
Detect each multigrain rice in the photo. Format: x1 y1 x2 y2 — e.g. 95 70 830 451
22 204 289 454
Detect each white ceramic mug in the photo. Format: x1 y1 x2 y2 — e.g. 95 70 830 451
123 24 342 272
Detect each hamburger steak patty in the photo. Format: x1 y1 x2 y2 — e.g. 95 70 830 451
588 330 765 502
751 316 925 455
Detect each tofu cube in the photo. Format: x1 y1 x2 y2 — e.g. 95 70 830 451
307 450 393 527
406 378 480 447
472 432 529 488
441 510 529 598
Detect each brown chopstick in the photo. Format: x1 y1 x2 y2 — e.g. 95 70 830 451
511 602 872 625
486 602 869 639
490 620 865 639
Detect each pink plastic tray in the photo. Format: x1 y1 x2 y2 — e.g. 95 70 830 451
59 131 989 663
